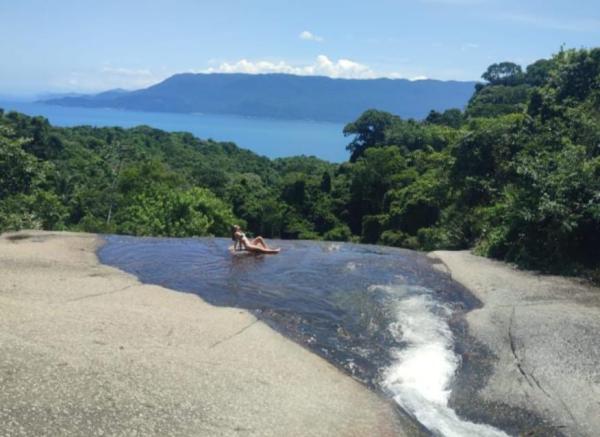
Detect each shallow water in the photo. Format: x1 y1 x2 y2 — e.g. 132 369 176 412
98 236 509 436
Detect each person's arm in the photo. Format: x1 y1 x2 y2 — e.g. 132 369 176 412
233 232 243 250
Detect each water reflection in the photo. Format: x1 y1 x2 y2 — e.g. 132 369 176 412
98 236 507 436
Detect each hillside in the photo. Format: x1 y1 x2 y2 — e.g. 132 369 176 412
43 73 476 122
3 48 599 280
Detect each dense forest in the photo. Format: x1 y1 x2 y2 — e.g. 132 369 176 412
1 48 599 280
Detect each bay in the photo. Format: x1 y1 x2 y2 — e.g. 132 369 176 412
0 100 349 162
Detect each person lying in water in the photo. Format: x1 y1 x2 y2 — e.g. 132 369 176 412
231 225 280 254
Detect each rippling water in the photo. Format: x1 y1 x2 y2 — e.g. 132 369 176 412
98 235 509 436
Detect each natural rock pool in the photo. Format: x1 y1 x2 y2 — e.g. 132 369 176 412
98 235 511 436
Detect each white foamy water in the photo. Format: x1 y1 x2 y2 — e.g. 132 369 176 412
372 285 509 437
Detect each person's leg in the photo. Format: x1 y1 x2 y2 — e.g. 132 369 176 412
245 242 261 252
245 243 280 254
252 237 268 248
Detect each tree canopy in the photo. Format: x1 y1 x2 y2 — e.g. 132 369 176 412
482 62 524 86
2 47 599 281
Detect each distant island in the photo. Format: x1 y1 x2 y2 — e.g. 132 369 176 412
5 48 598 282
42 73 476 122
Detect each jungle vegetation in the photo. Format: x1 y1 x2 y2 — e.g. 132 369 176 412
1 48 599 280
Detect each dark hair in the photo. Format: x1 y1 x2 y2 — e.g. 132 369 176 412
231 225 238 241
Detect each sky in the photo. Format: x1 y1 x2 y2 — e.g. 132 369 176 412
1 0 599 96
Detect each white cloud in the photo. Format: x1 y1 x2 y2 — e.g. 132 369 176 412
204 55 378 79
388 72 429 81
50 55 438 93
299 30 323 42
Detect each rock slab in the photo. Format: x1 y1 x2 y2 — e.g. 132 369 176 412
431 250 600 437
0 231 420 437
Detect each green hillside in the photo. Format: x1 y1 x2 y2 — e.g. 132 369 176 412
2 47 599 280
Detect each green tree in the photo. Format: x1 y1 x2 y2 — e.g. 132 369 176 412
117 187 237 237
524 59 555 86
425 109 464 128
343 109 397 161
482 62 524 86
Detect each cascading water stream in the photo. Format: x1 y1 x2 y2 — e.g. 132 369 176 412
375 285 508 437
98 236 509 436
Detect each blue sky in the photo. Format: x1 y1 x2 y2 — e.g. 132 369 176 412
1 0 599 95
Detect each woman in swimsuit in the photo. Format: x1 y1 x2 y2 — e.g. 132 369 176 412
231 225 280 254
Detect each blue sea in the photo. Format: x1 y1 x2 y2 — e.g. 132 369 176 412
0 100 349 162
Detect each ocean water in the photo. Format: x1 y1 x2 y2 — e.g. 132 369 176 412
98 236 510 436
0 100 349 162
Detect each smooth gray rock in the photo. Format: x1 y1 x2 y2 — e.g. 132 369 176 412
431 250 600 437
0 231 422 437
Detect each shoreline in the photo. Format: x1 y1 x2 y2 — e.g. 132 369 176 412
0 231 421 436
430 250 600 437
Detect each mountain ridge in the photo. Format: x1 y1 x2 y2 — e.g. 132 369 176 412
43 73 477 122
